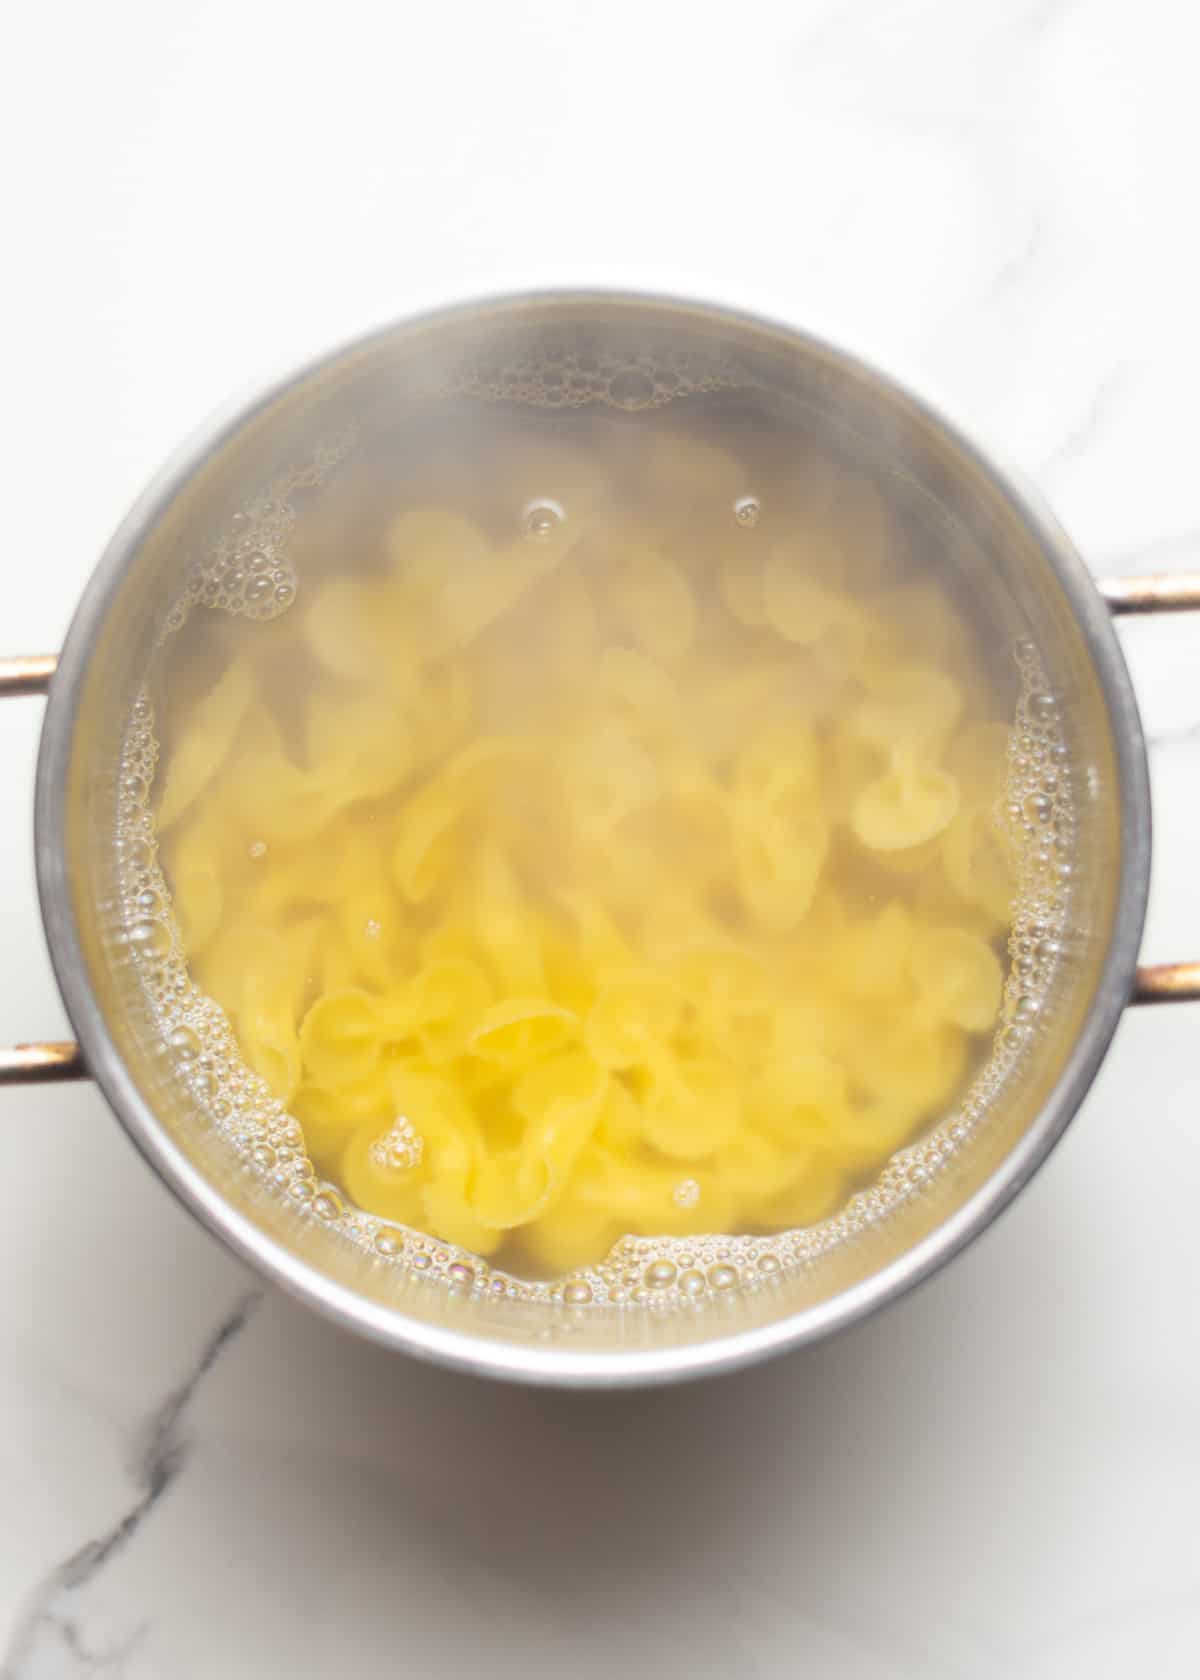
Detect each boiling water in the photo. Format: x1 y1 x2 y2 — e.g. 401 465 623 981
115 363 1074 1310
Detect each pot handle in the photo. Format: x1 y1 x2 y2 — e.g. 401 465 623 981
1100 573 1200 1005
0 656 88 1084
1 579 1197 1084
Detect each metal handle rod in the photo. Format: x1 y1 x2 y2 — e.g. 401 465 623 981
1103 571 1200 1006
0 655 58 697
1098 573 1200 615
0 657 85 1080
0 1042 87 1083
1132 964 1200 1006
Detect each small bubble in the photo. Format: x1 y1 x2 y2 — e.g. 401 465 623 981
672 1177 701 1210
708 1263 739 1291
645 1260 677 1289
129 918 171 959
522 499 564 541
122 835 155 872
245 575 274 604
248 840 267 861
364 918 383 941
757 1252 781 1274
374 1229 401 1257
563 1279 593 1305
678 1268 707 1297
312 1191 343 1221
167 1023 200 1062
734 495 761 528
411 1252 432 1272
448 1260 475 1286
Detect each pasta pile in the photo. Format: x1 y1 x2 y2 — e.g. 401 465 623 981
155 433 1014 1275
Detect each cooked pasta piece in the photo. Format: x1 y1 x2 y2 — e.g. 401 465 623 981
158 435 1020 1279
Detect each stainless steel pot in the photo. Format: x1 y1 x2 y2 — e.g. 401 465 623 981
4 292 1198 1386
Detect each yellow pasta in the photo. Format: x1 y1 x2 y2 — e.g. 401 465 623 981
610 533 697 663
830 902 914 1003
305 693 415 808
942 802 1015 925
157 424 1022 1282
162 812 231 956
299 988 384 1089
564 721 659 839
761 559 851 648
405 956 493 1062
851 751 960 852
909 927 1004 1032
638 1053 742 1160
155 657 257 832
390 776 473 905
469 996 578 1067
852 662 963 754
586 972 683 1069
235 923 317 1101
226 717 337 846
303 576 417 691
718 547 769 628
293 1077 392 1165
640 429 746 515
731 726 830 931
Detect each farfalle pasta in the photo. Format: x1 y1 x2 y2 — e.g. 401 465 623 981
154 428 1021 1278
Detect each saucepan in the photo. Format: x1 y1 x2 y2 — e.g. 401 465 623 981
4 292 1198 1386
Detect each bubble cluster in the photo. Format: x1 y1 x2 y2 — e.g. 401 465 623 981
368 1116 424 1173
116 402 1077 1316
455 344 746 412
161 430 356 639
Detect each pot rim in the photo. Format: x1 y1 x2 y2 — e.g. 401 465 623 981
32 288 1152 1387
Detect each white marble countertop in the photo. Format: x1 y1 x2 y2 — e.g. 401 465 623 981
3 3 1199 1674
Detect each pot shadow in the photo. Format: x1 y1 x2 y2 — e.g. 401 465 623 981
4 1069 1126 1677
210 1129 1108 1678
